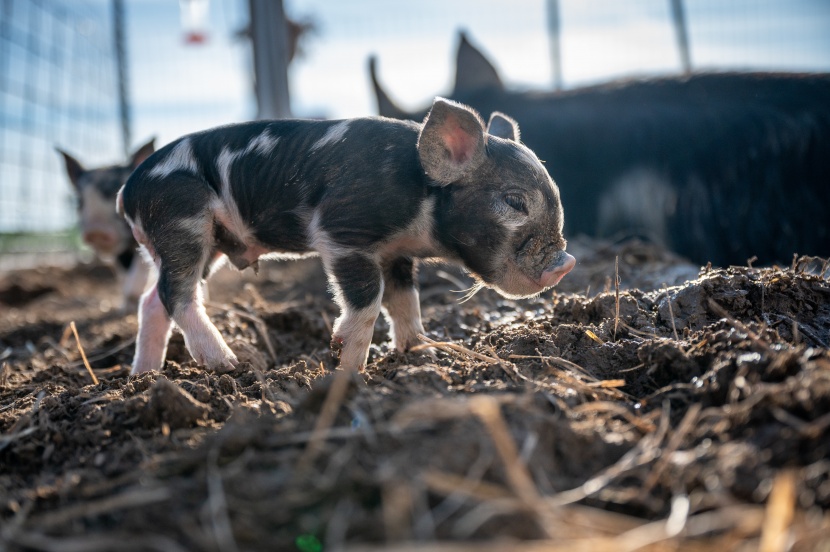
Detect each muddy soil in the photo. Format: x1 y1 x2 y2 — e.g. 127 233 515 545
1 238 829 551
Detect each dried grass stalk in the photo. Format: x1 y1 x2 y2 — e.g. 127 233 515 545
468 395 559 538
614 255 621 341
585 329 605 345
69 321 98 385
414 334 501 365
664 286 680 342
759 470 796 552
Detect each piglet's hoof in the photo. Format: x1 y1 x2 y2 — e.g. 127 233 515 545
210 354 239 373
193 347 238 373
130 362 159 376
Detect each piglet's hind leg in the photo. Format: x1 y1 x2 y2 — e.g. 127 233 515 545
157 248 238 372
131 283 173 375
140 175 237 371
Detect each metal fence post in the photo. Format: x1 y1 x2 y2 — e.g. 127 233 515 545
670 0 692 74
248 0 291 119
113 0 131 157
546 0 563 91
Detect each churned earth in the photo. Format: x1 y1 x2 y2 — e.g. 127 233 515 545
1 237 829 551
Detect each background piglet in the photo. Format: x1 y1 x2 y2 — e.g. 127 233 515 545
56 139 155 309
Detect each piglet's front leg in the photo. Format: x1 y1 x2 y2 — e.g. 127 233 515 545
328 254 384 371
382 257 426 353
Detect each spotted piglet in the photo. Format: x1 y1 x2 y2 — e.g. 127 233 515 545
57 140 155 310
117 98 575 375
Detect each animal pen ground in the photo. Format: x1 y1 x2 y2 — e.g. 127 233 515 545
2 0 830 550
2 240 830 550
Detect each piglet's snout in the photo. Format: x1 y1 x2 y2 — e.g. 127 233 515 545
540 251 575 288
83 229 118 252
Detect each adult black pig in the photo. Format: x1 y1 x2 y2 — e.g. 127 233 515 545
370 32 830 266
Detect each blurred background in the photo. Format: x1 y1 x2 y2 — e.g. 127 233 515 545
1 0 829 266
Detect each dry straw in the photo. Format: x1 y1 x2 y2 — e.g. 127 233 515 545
69 321 98 385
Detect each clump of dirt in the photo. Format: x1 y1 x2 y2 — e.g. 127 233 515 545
1 240 829 550
136 377 210 429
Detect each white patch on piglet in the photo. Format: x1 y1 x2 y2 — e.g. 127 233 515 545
307 209 353 271
376 196 439 261
245 129 279 156
214 149 254 247
311 121 350 152
176 213 213 239
128 214 150 250
149 138 198 179
216 147 239 192
214 131 281 248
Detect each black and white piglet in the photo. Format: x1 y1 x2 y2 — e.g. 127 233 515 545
118 98 575 374
57 140 155 309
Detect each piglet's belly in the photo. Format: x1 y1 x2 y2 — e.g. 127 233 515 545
222 241 284 271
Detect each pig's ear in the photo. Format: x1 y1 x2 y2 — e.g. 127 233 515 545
55 148 85 189
453 31 504 96
129 137 156 170
487 112 520 142
418 98 486 185
368 56 410 120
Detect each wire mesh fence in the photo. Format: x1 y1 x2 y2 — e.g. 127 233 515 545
0 0 248 267
0 0 119 237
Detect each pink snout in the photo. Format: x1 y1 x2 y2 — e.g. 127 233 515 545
83 229 118 252
540 252 575 288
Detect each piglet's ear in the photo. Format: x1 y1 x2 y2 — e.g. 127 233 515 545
129 137 156 170
417 98 486 185
487 112 520 142
55 148 85 189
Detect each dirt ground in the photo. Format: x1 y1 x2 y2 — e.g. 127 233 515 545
1 237 829 551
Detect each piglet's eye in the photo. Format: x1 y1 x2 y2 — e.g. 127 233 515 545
503 193 528 214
